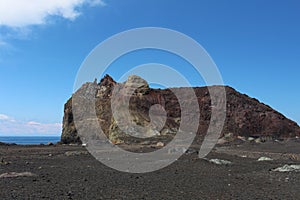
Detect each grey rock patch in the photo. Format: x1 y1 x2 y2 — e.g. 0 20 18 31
257 157 273 161
168 147 187 154
65 151 89 156
0 172 37 178
272 164 300 172
208 158 232 165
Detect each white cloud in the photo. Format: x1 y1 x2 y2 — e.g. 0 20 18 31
0 114 61 135
0 0 106 27
0 114 10 120
27 121 41 125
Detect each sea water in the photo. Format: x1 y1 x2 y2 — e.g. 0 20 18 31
0 136 60 145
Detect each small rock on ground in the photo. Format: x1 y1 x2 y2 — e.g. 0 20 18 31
257 157 273 161
208 159 232 165
0 172 37 178
156 142 164 147
65 151 89 156
272 164 300 172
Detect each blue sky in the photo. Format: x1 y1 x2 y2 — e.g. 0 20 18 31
0 0 299 136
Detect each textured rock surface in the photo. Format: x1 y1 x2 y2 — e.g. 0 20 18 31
61 75 300 144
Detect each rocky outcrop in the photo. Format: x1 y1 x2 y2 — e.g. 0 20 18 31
61 75 300 144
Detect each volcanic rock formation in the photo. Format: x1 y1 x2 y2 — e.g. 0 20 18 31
61 75 300 144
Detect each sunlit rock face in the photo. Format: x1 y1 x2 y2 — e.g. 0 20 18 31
61 74 300 144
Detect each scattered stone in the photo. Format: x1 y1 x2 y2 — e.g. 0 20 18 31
47 142 54 146
146 129 160 137
65 151 89 156
161 128 177 135
156 142 164 147
0 172 37 178
69 143 80 146
224 132 234 139
217 138 228 145
81 143 88 147
185 148 198 155
67 190 73 197
48 154 53 157
111 139 124 145
218 133 235 144
257 157 273 161
272 164 300 172
0 158 10 165
248 137 255 142
274 139 284 143
255 138 262 143
237 136 246 141
208 159 232 165
168 147 187 154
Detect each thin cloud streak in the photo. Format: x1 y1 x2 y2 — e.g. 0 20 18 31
0 114 61 135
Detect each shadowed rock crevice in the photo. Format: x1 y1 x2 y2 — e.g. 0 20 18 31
61 74 300 144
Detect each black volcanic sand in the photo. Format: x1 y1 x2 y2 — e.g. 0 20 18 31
0 141 300 199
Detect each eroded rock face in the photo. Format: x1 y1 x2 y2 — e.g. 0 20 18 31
61 75 300 144
124 75 149 94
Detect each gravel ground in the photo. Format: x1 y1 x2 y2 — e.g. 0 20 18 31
0 142 299 199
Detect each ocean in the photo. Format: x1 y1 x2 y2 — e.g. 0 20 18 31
0 136 61 145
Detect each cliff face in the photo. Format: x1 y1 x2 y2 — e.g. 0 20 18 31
61 75 300 144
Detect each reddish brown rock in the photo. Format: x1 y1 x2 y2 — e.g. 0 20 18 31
61 75 300 144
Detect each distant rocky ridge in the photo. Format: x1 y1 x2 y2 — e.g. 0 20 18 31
61 75 300 144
